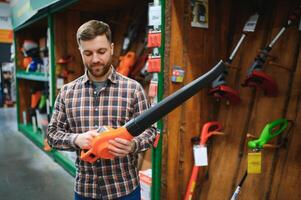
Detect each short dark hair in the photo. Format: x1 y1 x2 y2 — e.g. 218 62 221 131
76 20 112 45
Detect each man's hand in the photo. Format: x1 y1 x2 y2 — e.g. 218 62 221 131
75 130 99 149
107 138 136 157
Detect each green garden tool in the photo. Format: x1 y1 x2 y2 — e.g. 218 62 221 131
248 118 288 150
230 118 291 200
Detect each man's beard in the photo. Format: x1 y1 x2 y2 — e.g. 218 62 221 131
86 60 111 79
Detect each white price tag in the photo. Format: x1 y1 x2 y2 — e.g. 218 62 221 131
56 78 64 89
23 111 27 125
32 116 37 133
148 5 161 26
193 145 208 166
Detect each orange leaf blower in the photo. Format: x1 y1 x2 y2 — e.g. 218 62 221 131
80 60 225 163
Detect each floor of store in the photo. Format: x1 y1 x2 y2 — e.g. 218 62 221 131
0 107 74 200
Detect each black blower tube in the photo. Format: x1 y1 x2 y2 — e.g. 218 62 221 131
125 60 225 136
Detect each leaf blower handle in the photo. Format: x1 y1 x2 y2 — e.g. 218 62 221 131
80 127 133 163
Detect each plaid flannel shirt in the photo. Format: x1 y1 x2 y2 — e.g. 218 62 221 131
47 67 156 199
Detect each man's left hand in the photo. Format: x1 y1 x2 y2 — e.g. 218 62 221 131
107 138 135 157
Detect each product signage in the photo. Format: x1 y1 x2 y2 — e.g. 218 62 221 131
0 2 13 43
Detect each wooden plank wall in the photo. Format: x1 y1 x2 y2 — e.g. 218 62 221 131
163 0 301 199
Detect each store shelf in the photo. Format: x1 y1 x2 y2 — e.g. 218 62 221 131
18 124 76 177
16 70 49 82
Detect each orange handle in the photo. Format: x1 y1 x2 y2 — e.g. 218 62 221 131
200 121 222 145
184 121 223 200
80 127 133 163
184 166 200 200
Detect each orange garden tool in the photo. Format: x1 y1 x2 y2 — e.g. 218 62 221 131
56 55 74 79
30 91 42 108
230 118 293 200
116 51 136 76
80 61 225 162
184 121 224 200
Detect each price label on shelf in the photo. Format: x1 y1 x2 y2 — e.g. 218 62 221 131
148 80 158 97
148 5 161 26
56 78 64 89
148 56 161 73
147 32 161 48
248 152 261 174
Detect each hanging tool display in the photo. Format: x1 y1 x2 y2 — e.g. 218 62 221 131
209 13 259 105
22 40 43 72
120 12 143 55
56 55 74 79
80 61 225 162
242 6 301 97
230 118 293 200
184 121 223 200
116 3 147 76
129 36 148 79
116 51 136 76
28 89 42 126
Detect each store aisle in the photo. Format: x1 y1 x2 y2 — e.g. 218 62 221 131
0 107 74 200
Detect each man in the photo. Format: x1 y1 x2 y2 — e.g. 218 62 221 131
47 20 156 200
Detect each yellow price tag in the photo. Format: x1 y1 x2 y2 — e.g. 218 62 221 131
248 152 261 174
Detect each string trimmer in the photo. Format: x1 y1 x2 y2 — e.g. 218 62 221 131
209 13 259 105
242 6 301 96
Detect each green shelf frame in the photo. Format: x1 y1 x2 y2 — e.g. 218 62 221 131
18 124 76 177
16 70 49 82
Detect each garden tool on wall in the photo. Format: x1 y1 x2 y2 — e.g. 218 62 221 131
129 36 149 80
80 60 225 162
184 121 224 200
56 55 74 79
22 40 43 72
209 13 259 105
117 4 146 76
242 6 301 97
230 118 293 200
121 18 140 55
28 89 42 131
116 51 136 76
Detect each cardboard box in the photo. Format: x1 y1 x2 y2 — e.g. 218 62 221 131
139 169 152 200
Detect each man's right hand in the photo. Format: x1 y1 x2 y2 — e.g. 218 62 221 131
75 130 99 149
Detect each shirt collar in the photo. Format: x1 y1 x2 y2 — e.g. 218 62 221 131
82 65 118 85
